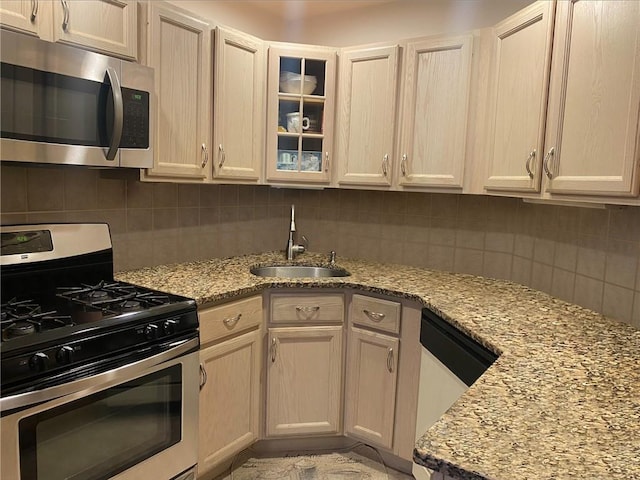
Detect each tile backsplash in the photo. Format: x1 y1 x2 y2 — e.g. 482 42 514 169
2 164 639 328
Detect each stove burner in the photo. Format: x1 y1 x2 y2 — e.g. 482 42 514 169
1 297 75 341
5 321 36 339
87 290 110 300
120 300 142 312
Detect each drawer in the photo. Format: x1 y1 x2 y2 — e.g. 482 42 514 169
350 294 401 334
270 294 344 324
199 296 262 344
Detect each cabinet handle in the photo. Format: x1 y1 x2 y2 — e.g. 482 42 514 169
61 0 70 31
31 0 38 22
400 154 408 177
201 143 209 168
271 337 277 363
525 149 536 179
222 313 241 328
218 144 226 168
296 305 320 313
324 152 330 172
387 348 394 373
363 309 385 322
543 147 555 179
199 363 207 390
382 154 389 176
105 67 123 161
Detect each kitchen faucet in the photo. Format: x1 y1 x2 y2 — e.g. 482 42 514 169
286 204 307 260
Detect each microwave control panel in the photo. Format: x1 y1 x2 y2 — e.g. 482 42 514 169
120 87 150 149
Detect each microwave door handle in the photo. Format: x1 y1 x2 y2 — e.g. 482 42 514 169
105 66 123 161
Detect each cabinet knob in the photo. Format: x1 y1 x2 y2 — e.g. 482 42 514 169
271 338 278 363
525 149 536 179
31 0 38 22
218 144 226 168
387 348 394 373
382 154 389 176
199 363 207 390
401 154 408 176
201 143 209 168
543 147 555 179
363 309 385 322
61 0 70 31
222 313 241 328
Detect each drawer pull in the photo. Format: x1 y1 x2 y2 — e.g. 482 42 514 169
296 306 320 314
199 363 207 390
222 313 242 328
387 348 394 373
363 309 386 322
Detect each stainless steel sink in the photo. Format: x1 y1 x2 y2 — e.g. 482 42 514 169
250 265 350 278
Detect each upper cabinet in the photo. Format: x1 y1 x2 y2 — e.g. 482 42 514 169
335 35 473 190
543 0 640 197
484 0 640 199
397 35 473 189
483 1 555 193
266 44 337 184
141 1 212 180
212 27 265 182
0 0 137 60
336 45 400 187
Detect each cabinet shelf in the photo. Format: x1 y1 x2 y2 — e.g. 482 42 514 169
278 93 327 103
277 132 324 139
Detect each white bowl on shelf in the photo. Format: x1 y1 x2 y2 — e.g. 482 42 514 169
280 71 317 95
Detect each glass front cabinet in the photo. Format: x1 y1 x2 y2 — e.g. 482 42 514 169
266 44 336 184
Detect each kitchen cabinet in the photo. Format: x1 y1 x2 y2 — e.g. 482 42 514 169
212 26 265 182
198 296 262 477
336 35 473 190
542 0 640 197
266 43 336 184
484 0 640 199
483 1 555 193
265 292 344 437
345 294 401 450
140 1 211 180
0 0 137 60
397 34 473 189
336 45 400 187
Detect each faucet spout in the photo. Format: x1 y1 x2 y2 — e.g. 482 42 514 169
286 204 306 260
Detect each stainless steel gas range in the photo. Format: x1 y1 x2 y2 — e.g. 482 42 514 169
1 223 199 480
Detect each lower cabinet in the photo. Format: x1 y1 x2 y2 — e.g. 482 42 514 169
197 295 262 478
344 327 399 449
266 325 343 437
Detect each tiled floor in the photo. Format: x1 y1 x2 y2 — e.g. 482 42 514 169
222 451 415 479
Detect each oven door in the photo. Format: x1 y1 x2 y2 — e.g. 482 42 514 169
1 340 198 480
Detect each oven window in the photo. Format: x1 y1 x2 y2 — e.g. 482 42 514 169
18 365 182 480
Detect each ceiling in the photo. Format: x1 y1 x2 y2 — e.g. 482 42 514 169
238 0 400 19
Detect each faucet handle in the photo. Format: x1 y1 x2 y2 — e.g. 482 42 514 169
329 251 336 265
301 235 309 250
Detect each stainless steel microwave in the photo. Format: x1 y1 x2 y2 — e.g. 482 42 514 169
0 30 154 168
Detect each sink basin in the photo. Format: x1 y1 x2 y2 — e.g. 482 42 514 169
250 265 350 278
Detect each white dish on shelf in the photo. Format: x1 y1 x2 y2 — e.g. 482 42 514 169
280 71 317 95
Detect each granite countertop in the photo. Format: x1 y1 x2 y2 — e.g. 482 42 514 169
116 252 640 480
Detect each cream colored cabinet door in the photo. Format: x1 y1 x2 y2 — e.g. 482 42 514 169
212 26 265 181
484 1 555 193
142 2 211 179
0 1 135 60
543 0 640 197
52 0 137 60
0 0 46 37
199 329 261 476
397 35 473 189
336 45 400 187
266 44 336 184
266 326 343 437
344 326 399 450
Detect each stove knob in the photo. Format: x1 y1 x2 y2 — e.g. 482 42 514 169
29 352 49 372
56 346 74 365
163 319 179 336
144 324 159 340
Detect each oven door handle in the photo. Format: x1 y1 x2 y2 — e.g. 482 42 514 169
1 337 199 414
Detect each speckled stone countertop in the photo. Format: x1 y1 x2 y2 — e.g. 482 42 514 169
116 252 640 480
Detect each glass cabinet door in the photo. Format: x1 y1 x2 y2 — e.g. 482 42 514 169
266 45 336 183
